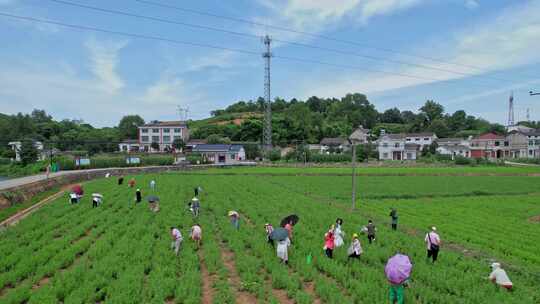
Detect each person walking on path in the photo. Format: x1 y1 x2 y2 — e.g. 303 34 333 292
150 180 156 192
229 211 240 230
276 236 291 264
425 227 441 263
190 224 202 249
191 197 200 217
128 178 136 188
366 220 377 244
135 189 142 203
334 218 345 248
118 176 124 185
171 227 183 256
347 233 362 260
324 226 335 259
265 223 274 247
390 208 398 231
488 263 513 291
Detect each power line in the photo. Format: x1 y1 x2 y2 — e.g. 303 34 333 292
132 0 513 75
47 0 509 83
0 12 475 84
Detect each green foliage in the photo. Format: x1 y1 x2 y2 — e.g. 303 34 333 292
118 115 145 140
19 141 39 166
454 156 472 165
172 138 185 151
267 149 281 161
150 142 160 151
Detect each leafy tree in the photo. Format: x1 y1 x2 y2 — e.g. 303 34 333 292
380 108 403 124
150 142 160 151
429 119 451 138
207 134 231 144
118 115 145 139
400 111 418 124
420 100 444 125
448 110 467 131
172 138 186 151
19 140 39 165
243 143 261 160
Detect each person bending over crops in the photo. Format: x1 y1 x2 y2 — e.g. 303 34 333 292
347 233 362 260
191 197 200 217
128 178 136 188
150 180 156 191
390 208 398 230
170 227 183 256
69 192 80 204
135 189 142 203
118 176 124 185
425 227 441 263
488 263 513 291
276 236 290 264
265 223 274 247
91 193 103 208
229 211 240 230
334 218 345 248
190 224 202 249
366 220 377 244
284 221 294 242
324 226 335 259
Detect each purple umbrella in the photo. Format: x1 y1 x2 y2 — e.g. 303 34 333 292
385 254 412 284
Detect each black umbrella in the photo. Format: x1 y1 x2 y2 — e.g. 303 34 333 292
269 227 289 241
146 195 160 203
280 214 299 227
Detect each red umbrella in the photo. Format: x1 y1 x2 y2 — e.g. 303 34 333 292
72 184 84 196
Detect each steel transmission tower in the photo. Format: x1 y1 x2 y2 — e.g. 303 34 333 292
526 108 531 122
507 91 515 127
262 35 273 151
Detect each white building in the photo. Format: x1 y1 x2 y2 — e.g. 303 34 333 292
118 139 141 152
191 144 246 164
377 134 419 160
8 141 47 161
320 138 350 153
138 121 189 152
525 130 540 158
404 132 437 150
436 138 471 159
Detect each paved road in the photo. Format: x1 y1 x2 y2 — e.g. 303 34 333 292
0 171 78 191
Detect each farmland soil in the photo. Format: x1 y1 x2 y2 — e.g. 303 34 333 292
198 250 215 304
219 244 258 304
303 281 322 304
528 215 540 222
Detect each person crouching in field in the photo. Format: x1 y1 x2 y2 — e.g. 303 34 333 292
128 178 136 188
324 226 335 259
191 224 202 249
488 263 513 291
91 193 103 208
425 227 441 263
276 236 291 265
348 233 362 260
135 189 142 203
171 227 183 256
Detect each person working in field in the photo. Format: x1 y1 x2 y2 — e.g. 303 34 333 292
265 223 274 247
128 178 136 188
150 180 156 191
191 197 200 217
347 233 362 260
390 208 398 230
135 189 142 203
284 220 294 242
324 226 335 259
190 224 202 249
194 186 203 197
425 227 441 263
487 263 513 291
276 236 291 265
170 226 183 256
91 193 103 208
118 176 124 185
366 220 377 244
229 211 240 230
334 218 345 248
69 192 80 204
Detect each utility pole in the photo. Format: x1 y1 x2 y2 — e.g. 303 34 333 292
262 35 273 152
507 91 515 127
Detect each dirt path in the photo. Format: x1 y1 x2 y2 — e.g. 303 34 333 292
198 250 216 304
303 281 322 304
0 189 66 229
219 243 259 304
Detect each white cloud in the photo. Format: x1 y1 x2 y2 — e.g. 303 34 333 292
465 0 479 10
296 1 540 98
84 37 128 94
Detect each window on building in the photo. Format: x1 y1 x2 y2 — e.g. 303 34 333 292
141 136 149 142
163 128 170 133
504 141 509 147
383 153 388 158
406 138 411 141
383 143 388 148
424 138 429 141
174 128 181 133
536 140 540 145
529 140 534 146
141 129 148 133
406 153 412 159
529 150 533 156
495 141 500 146
394 143 400 148
163 136 171 143
152 128 159 133
415 138 420 141
151 136 159 142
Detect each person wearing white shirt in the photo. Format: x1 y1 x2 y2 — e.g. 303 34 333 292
171 227 183 256
488 263 513 291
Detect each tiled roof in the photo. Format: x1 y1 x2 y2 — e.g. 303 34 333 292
192 144 244 153
141 120 187 127
474 133 505 140
406 132 436 137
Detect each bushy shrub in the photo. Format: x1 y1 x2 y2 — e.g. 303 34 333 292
454 156 471 165
310 153 351 163
267 149 281 161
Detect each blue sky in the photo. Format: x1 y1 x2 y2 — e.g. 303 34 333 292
1 0 540 127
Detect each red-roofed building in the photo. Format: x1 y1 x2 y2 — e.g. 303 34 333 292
470 132 509 159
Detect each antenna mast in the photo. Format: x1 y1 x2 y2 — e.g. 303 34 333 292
507 91 515 127
262 35 273 151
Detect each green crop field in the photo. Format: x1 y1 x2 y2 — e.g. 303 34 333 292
0 168 539 304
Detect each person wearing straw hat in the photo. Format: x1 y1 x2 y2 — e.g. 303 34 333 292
487 262 513 291
91 193 103 208
228 211 240 230
425 226 441 263
190 224 202 249
191 197 200 217
347 233 363 260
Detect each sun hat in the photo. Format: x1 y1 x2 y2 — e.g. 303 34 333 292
352 233 359 238
431 226 437 231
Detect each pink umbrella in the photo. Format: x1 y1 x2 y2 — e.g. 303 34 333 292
385 254 412 284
